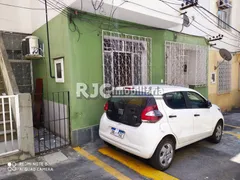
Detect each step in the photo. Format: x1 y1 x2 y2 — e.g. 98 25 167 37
0 129 17 142
0 120 15 131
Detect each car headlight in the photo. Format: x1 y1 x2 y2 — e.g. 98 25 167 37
217 107 221 112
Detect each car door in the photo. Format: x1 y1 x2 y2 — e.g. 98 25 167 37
184 91 213 139
162 92 194 145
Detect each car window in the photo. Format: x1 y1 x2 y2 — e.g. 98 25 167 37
163 92 186 109
187 92 207 109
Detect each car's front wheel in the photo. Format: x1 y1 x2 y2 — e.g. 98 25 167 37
150 138 175 171
210 121 223 143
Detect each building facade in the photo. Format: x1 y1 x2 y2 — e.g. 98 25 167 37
0 0 239 147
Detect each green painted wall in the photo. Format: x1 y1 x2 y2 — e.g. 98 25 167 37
68 14 166 130
33 12 208 132
33 15 73 97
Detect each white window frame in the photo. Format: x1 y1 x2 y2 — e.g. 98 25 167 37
54 57 64 83
217 61 231 94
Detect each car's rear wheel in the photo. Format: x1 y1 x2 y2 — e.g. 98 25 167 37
150 138 175 171
210 121 223 143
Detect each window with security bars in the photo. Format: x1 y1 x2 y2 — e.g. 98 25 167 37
102 30 152 89
10 60 33 93
218 8 231 30
165 41 207 87
218 61 231 94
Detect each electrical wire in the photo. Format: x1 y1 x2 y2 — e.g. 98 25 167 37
193 7 239 40
197 5 240 35
220 40 240 49
163 0 182 6
38 0 81 41
38 0 240 50
111 0 128 18
91 0 104 11
0 2 54 10
38 0 69 17
159 0 211 36
191 23 212 36
127 1 182 19
193 8 240 43
160 0 240 50
161 0 240 44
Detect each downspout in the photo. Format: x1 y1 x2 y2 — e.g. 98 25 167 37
44 0 55 78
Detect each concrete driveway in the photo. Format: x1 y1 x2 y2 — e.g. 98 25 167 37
0 113 239 180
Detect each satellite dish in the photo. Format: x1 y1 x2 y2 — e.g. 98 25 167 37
214 48 232 70
183 14 190 27
219 48 232 61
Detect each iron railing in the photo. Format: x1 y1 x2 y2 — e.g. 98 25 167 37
0 95 20 157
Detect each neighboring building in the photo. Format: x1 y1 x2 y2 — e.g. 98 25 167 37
207 0 240 111
0 0 239 149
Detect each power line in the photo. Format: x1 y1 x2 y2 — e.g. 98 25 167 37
127 1 182 19
161 0 239 41
220 40 240 49
0 2 55 10
159 0 181 13
160 0 212 36
191 23 211 36
162 0 182 5
197 5 240 35
160 0 240 50
194 7 239 40
38 0 69 17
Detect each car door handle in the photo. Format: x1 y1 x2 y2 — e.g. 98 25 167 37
169 115 177 118
194 114 200 117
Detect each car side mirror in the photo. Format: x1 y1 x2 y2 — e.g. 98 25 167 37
207 100 212 108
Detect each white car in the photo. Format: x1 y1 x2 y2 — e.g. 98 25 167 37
99 85 224 171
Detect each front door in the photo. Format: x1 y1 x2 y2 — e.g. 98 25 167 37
185 91 213 139
162 92 194 145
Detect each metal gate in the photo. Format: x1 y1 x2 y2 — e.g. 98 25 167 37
34 91 70 154
165 41 207 87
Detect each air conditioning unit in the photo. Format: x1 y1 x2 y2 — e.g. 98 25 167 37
217 0 232 10
22 36 44 60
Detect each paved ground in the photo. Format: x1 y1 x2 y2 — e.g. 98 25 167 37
0 113 239 180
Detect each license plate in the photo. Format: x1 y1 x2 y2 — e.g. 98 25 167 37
111 127 125 139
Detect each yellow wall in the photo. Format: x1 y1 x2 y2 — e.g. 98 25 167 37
208 50 240 111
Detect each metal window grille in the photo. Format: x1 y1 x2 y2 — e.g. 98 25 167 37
165 41 207 87
218 9 231 30
10 60 33 93
102 30 152 89
218 61 231 94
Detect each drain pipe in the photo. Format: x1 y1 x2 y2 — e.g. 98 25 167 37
44 0 55 78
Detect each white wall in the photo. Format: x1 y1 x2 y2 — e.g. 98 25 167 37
0 0 75 33
0 0 239 53
44 100 70 141
0 0 32 33
31 0 75 32
70 0 182 29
